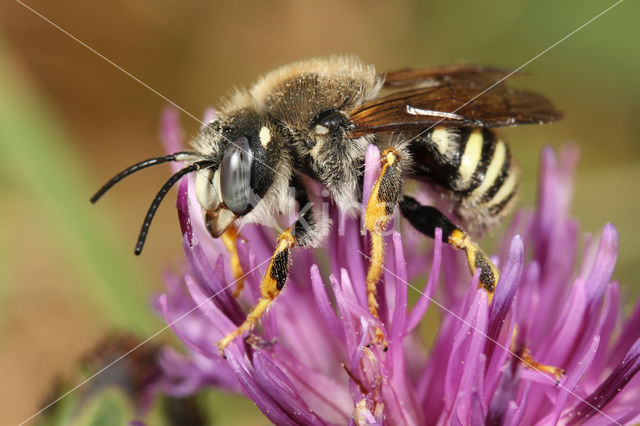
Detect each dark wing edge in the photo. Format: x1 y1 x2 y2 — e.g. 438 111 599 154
380 65 523 88
348 82 563 137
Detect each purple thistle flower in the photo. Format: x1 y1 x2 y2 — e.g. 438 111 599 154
154 108 640 425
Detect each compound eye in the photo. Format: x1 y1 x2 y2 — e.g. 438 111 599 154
220 137 253 214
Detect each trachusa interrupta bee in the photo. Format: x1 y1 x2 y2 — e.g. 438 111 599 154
91 56 562 356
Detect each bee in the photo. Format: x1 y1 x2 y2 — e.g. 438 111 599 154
91 56 561 355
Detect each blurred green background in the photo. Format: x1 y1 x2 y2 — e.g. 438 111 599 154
0 0 638 424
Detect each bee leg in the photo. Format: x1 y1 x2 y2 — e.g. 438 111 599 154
401 197 565 379
521 348 565 383
216 180 318 356
365 148 403 350
221 226 245 299
204 213 245 298
399 195 500 302
511 326 565 382
216 228 296 356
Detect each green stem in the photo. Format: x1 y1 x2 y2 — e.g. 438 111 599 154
0 36 158 333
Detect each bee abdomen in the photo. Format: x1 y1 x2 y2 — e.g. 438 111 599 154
452 128 518 232
410 126 518 234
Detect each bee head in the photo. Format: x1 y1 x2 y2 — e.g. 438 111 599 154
195 108 281 237
91 108 283 254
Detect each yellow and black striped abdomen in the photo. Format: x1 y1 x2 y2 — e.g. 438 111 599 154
408 126 519 234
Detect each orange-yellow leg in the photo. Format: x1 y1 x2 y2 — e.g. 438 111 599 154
511 326 565 382
220 226 245 299
216 229 295 356
521 348 565 382
365 148 403 350
448 229 500 303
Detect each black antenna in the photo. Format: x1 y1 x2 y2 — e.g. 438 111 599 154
135 160 214 255
90 151 199 203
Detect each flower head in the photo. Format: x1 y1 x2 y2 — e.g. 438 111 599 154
155 108 640 425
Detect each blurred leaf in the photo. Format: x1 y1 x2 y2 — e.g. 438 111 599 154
0 36 157 332
36 387 135 426
146 395 209 426
36 391 80 426
71 388 135 426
